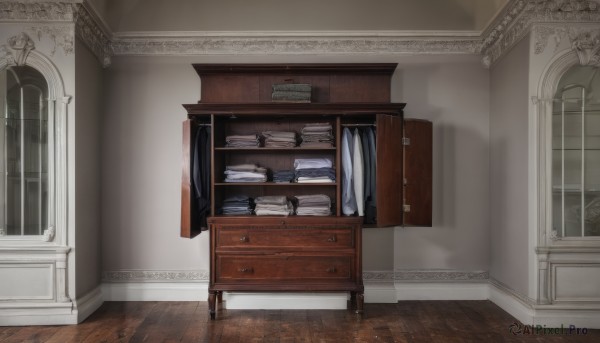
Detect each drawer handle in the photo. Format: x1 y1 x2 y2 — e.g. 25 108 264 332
238 267 254 273
326 267 337 273
327 235 337 242
239 236 249 242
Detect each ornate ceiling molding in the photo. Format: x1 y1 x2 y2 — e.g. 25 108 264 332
481 0 600 68
0 1 77 21
1 1 599 68
110 33 481 56
73 3 111 67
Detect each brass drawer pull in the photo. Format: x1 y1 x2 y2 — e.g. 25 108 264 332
239 236 249 242
326 267 337 273
327 235 337 242
238 267 254 273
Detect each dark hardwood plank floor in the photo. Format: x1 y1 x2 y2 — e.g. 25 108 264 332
1 301 598 342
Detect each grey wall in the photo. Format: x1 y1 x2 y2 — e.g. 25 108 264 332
101 54 490 276
489 34 531 295
99 0 503 32
393 55 491 271
74 38 103 298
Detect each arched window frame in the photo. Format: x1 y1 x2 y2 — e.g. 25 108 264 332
0 35 70 246
537 41 600 247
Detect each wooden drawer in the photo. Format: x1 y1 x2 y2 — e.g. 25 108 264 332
216 255 353 282
215 227 354 249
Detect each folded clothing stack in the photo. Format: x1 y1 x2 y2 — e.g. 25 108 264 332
271 83 311 103
254 195 294 216
294 158 336 183
224 164 267 183
220 195 253 215
225 134 260 147
295 194 331 216
300 123 334 148
272 170 295 183
262 131 297 148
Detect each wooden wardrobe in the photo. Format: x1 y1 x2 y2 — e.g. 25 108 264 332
180 64 432 319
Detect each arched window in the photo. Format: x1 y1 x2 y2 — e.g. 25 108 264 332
1 65 49 236
552 65 600 238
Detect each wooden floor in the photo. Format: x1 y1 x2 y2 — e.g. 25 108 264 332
1 301 598 342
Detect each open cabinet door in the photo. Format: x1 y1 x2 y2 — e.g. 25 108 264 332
402 119 432 226
375 113 404 227
181 119 202 238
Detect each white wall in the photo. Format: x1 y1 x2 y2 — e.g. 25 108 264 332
393 55 490 271
74 38 103 298
489 34 531 296
101 0 503 32
101 54 490 277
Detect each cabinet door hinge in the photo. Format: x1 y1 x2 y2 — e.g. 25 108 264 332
403 204 411 212
402 137 410 145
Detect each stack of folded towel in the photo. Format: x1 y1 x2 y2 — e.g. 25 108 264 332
254 195 294 216
294 194 331 216
300 123 334 148
220 195 253 215
262 131 297 148
271 83 311 103
225 134 260 147
272 170 295 183
294 158 336 183
224 164 267 183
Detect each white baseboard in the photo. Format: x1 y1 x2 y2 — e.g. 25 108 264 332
365 282 397 303
488 280 535 325
224 292 348 310
395 282 489 301
101 282 208 301
96 277 600 329
75 286 104 323
0 302 75 326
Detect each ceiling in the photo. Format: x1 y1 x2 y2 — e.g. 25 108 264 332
89 0 509 33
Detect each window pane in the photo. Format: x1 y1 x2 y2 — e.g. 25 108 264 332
1 66 48 236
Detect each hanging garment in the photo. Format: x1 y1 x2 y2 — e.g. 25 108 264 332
192 126 211 230
365 127 377 223
353 128 365 216
342 128 357 215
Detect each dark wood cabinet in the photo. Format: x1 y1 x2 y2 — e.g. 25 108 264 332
180 64 432 319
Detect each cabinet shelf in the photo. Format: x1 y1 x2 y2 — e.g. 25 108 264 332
215 182 337 186
215 147 336 152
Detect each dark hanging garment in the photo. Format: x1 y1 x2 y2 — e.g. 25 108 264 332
365 127 377 224
192 126 211 230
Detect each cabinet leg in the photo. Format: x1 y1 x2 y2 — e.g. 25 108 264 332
355 293 364 314
349 292 357 309
208 291 217 320
217 291 223 304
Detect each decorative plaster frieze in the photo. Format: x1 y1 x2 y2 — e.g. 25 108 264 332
0 31 34 66
0 1 76 21
363 271 395 283
571 28 600 66
533 25 567 55
110 35 481 56
102 270 210 282
27 25 73 56
481 0 600 67
533 25 600 66
394 269 489 282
